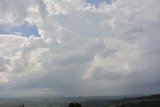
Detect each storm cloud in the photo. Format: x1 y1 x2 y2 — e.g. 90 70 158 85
0 0 160 97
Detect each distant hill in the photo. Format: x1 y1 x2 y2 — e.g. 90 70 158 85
109 94 160 107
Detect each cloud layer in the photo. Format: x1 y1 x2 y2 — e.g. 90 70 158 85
0 0 160 97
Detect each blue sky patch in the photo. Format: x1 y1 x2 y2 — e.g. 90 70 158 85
86 0 112 6
0 22 40 37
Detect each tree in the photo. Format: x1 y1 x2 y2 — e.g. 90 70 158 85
19 104 24 107
68 103 75 107
68 102 82 107
75 103 81 107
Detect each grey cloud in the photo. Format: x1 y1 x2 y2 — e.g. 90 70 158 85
0 0 160 97
92 66 123 81
0 57 9 72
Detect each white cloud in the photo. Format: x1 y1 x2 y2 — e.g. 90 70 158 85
0 0 160 97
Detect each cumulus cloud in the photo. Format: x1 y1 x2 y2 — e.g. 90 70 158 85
0 0 160 97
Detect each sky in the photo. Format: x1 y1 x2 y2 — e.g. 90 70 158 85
0 0 160 98
0 22 39 37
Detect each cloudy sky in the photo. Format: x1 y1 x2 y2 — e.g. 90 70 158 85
0 0 160 98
